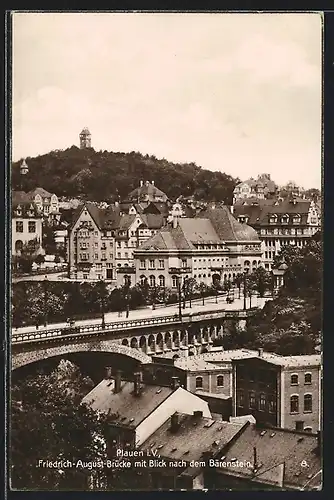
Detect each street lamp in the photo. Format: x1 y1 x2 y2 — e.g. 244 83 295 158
43 275 48 327
243 270 248 311
177 276 182 321
99 279 106 329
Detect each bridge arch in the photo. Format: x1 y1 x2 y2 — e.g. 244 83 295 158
12 341 151 371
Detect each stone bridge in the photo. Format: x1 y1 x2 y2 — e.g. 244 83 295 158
11 308 257 370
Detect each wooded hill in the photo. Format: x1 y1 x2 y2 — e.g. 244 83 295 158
12 146 238 203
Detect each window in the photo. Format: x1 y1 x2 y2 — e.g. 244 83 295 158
195 376 203 388
237 390 244 407
249 392 256 409
149 259 155 269
102 253 106 260
217 375 224 387
16 221 23 233
304 373 312 385
28 221 36 233
268 397 276 414
295 421 304 431
124 252 128 259
94 253 98 259
149 275 156 287
117 252 121 259
159 259 164 269
181 259 187 268
159 275 165 287
172 275 178 288
291 374 299 386
140 259 146 269
259 393 266 411
109 253 113 259
304 394 312 412
290 395 299 413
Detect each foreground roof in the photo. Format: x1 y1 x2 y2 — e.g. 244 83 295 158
140 412 245 464
218 423 321 490
232 198 313 226
82 379 173 427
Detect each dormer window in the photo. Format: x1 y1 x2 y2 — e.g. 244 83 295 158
292 214 301 224
269 214 278 224
281 214 289 224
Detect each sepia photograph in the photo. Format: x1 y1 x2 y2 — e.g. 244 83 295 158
9 11 322 491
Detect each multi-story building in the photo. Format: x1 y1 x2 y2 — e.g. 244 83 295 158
12 188 60 223
79 127 91 149
233 174 277 204
133 206 262 290
231 198 321 270
126 180 169 204
67 202 167 283
232 350 322 432
12 198 43 257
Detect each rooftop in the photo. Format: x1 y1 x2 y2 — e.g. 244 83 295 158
197 206 260 242
218 423 321 490
140 412 245 464
175 357 225 372
82 379 173 427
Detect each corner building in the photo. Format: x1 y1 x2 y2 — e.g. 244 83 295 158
133 206 262 290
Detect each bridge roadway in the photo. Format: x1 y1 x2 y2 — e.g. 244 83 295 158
12 296 268 343
11 297 270 370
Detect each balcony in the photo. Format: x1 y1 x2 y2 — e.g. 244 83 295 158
168 267 192 274
117 266 136 274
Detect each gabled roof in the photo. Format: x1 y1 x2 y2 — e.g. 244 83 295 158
28 187 54 198
232 199 312 226
219 423 321 490
140 413 245 464
82 379 173 427
12 191 30 204
128 182 168 201
197 206 260 242
143 202 169 215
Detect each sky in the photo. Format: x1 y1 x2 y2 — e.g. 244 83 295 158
12 12 322 189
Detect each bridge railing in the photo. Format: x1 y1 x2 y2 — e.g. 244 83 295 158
11 307 255 345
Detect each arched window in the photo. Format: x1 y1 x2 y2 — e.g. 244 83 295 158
217 375 224 387
140 275 146 285
159 275 165 287
304 427 312 433
195 376 203 389
15 240 23 253
149 275 156 287
304 394 312 412
172 275 178 288
290 395 299 413
304 373 312 385
244 261 250 271
259 393 266 411
291 374 299 385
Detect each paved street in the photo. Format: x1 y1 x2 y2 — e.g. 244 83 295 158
12 295 270 335
12 272 68 283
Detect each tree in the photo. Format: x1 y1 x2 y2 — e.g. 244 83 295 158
182 277 197 308
17 239 41 273
34 254 45 266
11 368 110 490
248 267 272 297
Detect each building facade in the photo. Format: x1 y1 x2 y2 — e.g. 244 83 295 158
233 174 277 204
79 127 91 149
232 352 322 432
133 207 262 290
12 200 43 257
232 198 321 270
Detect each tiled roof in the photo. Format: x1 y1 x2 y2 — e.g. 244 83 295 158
118 214 136 230
28 187 54 198
195 390 231 400
178 218 221 243
197 207 260 242
232 199 312 226
202 349 260 364
128 182 168 201
12 191 30 204
140 213 165 229
218 423 321 490
82 379 173 427
175 357 223 372
232 352 321 368
140 412 245 464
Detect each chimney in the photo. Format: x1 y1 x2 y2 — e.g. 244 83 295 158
193 410 203 418
133 371 142 397
258 348 264 357
140 180 143 187
105 366 112 379
152 180 155 185
253 446 258 471
171 376 180 390
114 370 122 394
170 412 179 433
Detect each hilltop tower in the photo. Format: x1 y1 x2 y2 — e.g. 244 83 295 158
20 158 29 175
79 127 91 149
